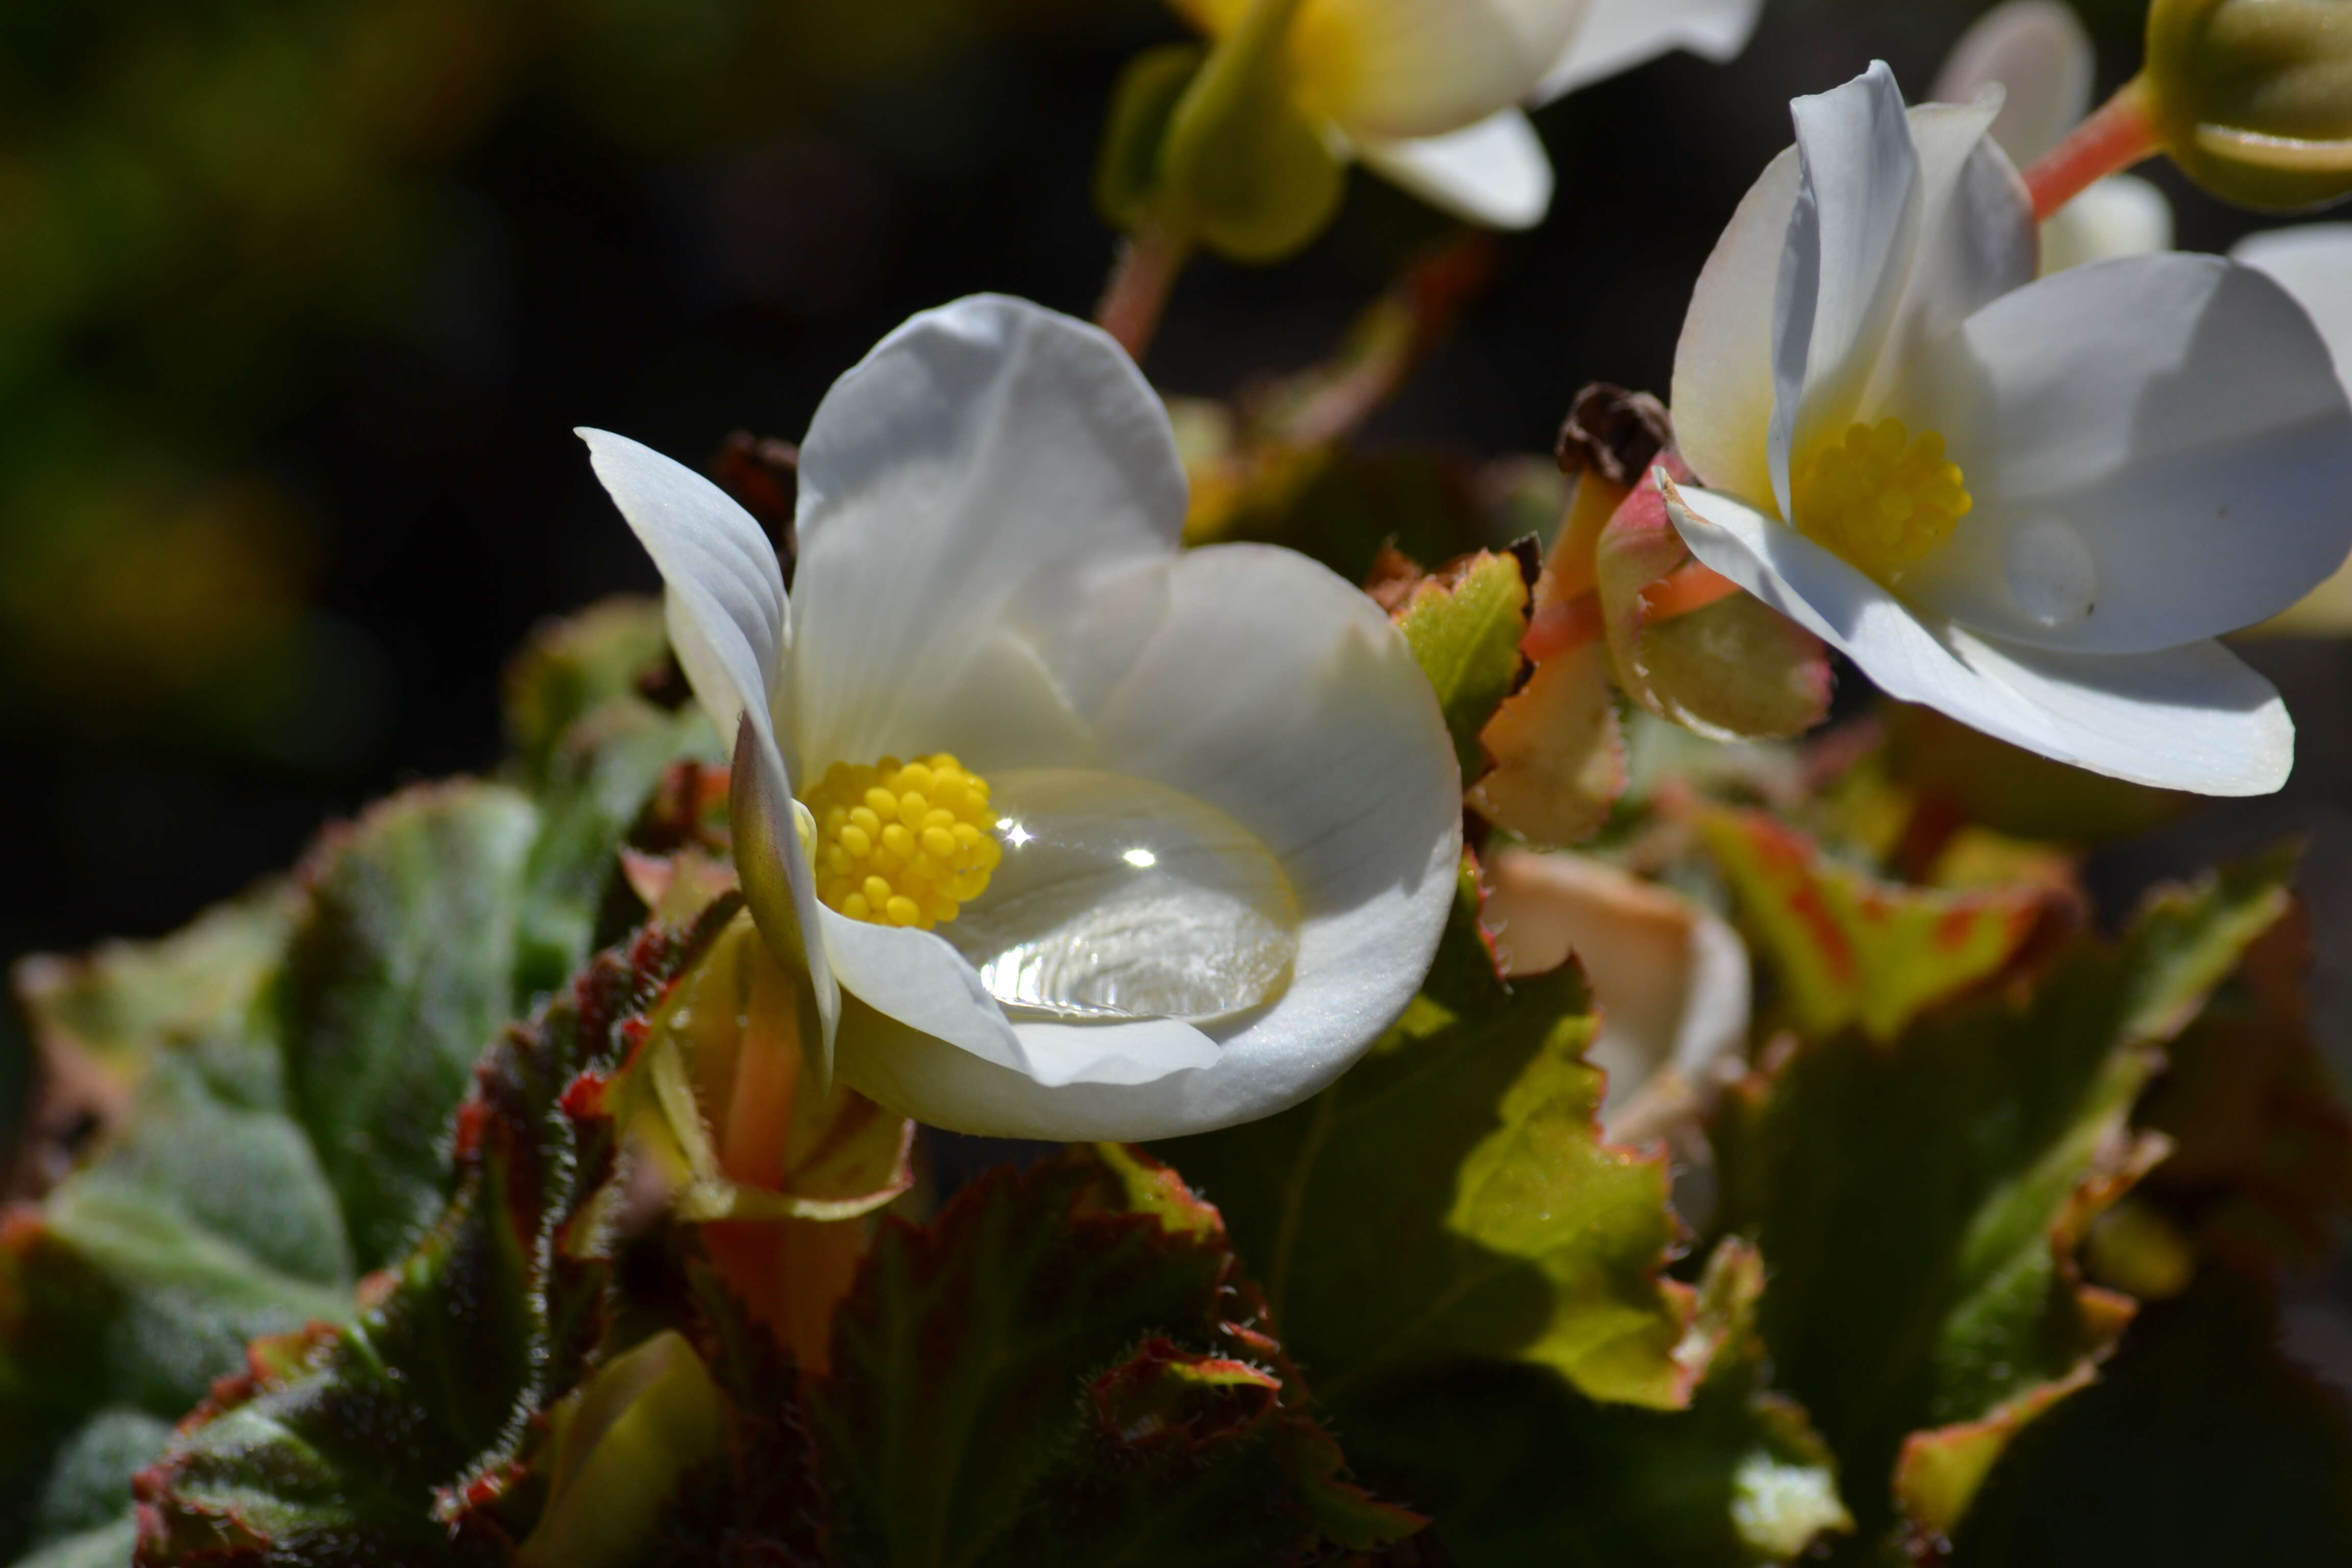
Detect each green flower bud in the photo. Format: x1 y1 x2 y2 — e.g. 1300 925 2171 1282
1092 0 1345 263
2146 0 2352 210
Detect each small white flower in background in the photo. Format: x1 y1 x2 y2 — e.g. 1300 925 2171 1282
582 295 1461 1140
1171 0 1765 229
1932 0 2174 271
1666 63 2352 796
2233 223 2352 633
1481 850 1749 1149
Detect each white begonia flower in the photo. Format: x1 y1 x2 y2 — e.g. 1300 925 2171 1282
2235 223 2352 633
1931 0 2174 272
1173 0 1765 230
1665 63 2352 795
581 295 1461 1141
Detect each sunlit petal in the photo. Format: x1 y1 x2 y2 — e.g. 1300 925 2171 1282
1353 109 1554 229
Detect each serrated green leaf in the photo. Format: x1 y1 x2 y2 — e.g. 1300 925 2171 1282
1698 806 2055 1041
810 1144 1417 1567
1950 1271 2352 1566
275 781 544 1269
1711 856 2296 1556
1325 1240 1849 1566
1390 549 1535 781
134 903 742 1565
1164 875 1695 1412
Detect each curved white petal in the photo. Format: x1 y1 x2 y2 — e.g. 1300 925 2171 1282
1931 0 2092 165
905 543 1457 1139
1354 110 1554 229
816 909 1030 1075
790 295 1186 777
1771 62 1925 516
1673 140 1799 503
832 997 1223 1139
2233 223 2352 383
581 429 785 740
581 429 841 1049
1535 0 1761 103
1665 477 2292 793
1293 0 1592 140
1896 254 2352 652
2041 174 2172 272
1869 102 2035 404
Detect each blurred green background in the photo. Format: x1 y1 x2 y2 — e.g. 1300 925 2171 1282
2 0 2346 1322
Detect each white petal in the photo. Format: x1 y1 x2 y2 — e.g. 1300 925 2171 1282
1771 62 1925 516
1870 103 2036 394
789 295 1185 776
2041 174 2172 272
2233 223 2352 386
1930 0 2092 165
1666 478 2294 793
816 909 1030 1074
1534 0 1761 102
1293 0 1591 140
832 998 1225 1139
1047 543 1463 1135
580 429 784 741
1354 110 1554 229
579 429 841 1049
1673 140 1799 503
1897 254 2352 652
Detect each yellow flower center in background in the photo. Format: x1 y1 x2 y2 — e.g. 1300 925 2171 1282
802 754 1002 929
1794 418 1973 584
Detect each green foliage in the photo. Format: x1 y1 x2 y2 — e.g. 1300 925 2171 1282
1953 1270 2352 1565
134 899 744 1564
1166 870 1696 1413
812 1142 1419 1566
1713 850 2299 1558
1698 805 2056 1041
1095 45 1207 235
1150 0 1343 263
1388 548 1536 783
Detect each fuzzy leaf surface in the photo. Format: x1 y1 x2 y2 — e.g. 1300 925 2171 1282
810 1143 1417 1567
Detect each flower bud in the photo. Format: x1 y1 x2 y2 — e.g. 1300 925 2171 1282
2146 0 2352 210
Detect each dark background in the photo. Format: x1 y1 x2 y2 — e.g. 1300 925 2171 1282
2 0 2345 1342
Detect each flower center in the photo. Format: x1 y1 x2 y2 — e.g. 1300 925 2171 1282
1793 418 1973 583
802 754 1002 929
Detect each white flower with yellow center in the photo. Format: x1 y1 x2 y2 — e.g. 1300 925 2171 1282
1931 0 2174 271
1172 0 1764 229
581 295 1461 1139
2234 223 2352 633
1665 63 2352 795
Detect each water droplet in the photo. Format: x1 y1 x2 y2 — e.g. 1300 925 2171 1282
2004 517 2097 628
944 768 1300 1022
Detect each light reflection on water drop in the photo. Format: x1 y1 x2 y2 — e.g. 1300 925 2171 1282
944 768 1300 1022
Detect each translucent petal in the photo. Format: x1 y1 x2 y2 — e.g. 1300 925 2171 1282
947 768 1302 1023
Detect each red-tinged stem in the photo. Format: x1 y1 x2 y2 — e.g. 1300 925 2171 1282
720 950 802 1190
1639 561 1742 624
2023 78 2162 224
1522 593 1603 662
1095 223 1193 362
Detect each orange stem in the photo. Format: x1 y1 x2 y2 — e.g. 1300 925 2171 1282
1639 561 1742 623
2023 78 2161 224
1522 593 1603 662
1094 223 1192 362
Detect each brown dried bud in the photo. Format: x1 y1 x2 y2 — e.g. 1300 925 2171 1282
1555 384 1675 487
712 432 800 585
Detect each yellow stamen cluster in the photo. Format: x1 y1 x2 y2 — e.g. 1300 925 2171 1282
1795 417 1973 583
801 754 1002 929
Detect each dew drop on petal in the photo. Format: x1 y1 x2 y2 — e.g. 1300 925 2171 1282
944 768 1300 1023
2003 517 2097 628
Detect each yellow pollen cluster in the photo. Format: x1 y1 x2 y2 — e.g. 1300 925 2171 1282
802 754 1002 929
1795 417 1973 583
